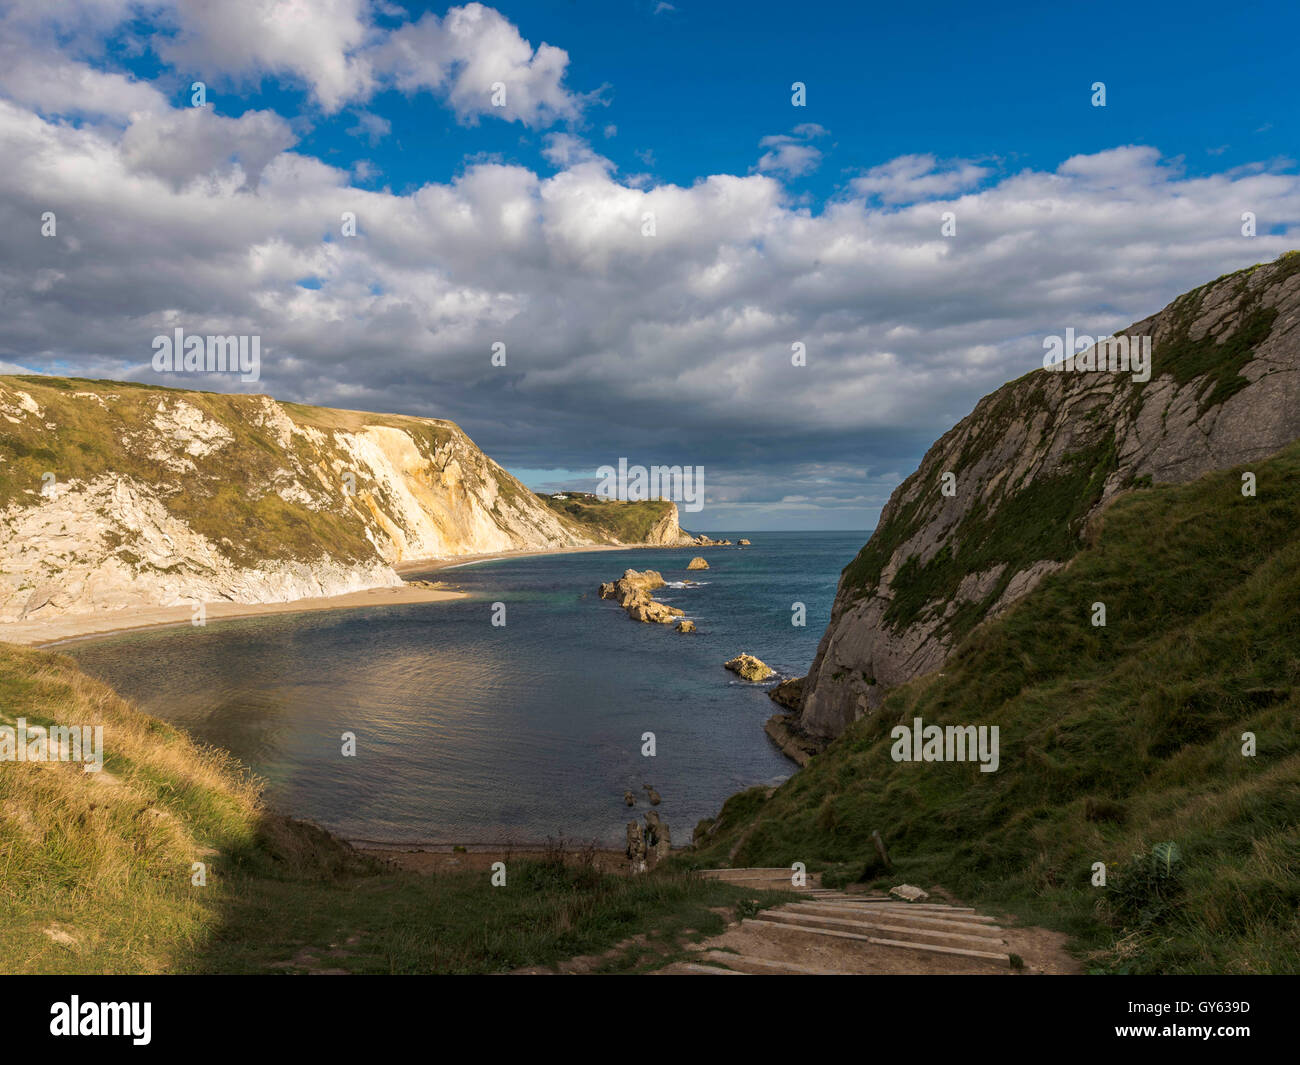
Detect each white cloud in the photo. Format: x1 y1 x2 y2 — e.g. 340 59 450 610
347 110 391 145
756 124 828 178
851 153 991 203
4 2 595 127
1 12 1299 527
158 0 375 113
365 3 597 126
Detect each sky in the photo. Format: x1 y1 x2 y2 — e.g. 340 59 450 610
0 0 1297 531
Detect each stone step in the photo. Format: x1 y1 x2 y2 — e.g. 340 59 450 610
778 905 1006 946
700 950 857 976
742 918 1011 966
670 962 748 975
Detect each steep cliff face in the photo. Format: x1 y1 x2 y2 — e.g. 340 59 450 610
0 380 650 626
538 494 696 546
795 252 1300 742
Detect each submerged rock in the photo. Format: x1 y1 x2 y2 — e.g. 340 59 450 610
624 790 636 807
644 785 661 806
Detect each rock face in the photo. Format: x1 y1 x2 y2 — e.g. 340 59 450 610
0 381 677 631
686 557 709 570
793 252 1300 743
643 506 698 546
725 653 775 682
767 676 804 711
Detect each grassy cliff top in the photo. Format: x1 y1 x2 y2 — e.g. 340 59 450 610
539 494 680 543
687 439 1300 974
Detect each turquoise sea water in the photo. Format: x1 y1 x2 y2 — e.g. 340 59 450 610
65 532 864 847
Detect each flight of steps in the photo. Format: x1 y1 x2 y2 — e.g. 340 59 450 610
660 868 1018 975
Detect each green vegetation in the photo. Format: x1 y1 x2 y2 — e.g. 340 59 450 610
1150 256 1292 414
837 252 1299 651
539 494 678 543
0 641 786 974
685 441 1300 974
0 377 404 565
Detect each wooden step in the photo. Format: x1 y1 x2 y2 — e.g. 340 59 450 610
670 962 747 975
702 879 800 889
805 895 978 913
698 868 806 876
783 903 1003 936
777 905 1006 946
742 918 1011 966
701 951 857 976
803 901 996 922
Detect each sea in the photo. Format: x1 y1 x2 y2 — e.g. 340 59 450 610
64 532 865 848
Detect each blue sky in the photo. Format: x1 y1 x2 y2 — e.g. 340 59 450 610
149 0 1296 203
1 0 1297 529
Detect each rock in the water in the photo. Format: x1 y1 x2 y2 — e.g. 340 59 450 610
598 568 681 624
644 785 661 805
652 820 671 862
889 883 930 902
623 790 636 806
724 653 775 682
738 539 751 546
676 619 696 633
626 821 647 872
686 556 709 570
643 811 670 863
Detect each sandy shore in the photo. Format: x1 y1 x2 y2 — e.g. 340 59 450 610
5 582 466 649
4 542 683 649
357 845 630 875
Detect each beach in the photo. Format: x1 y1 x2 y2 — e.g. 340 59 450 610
3 543 643 649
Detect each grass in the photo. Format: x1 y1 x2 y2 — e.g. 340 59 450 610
539 495 680 543
685 439 1300 974
0 641 784 974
